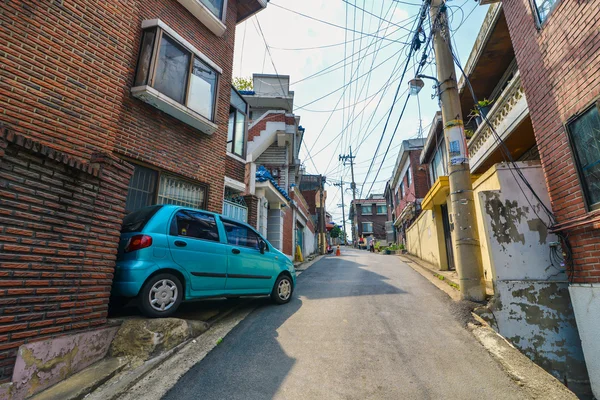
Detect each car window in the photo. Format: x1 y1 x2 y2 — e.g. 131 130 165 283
222 220 261 250
121 205 162 233
173 210 219 242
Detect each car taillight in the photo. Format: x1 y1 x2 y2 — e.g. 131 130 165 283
125 235 153 253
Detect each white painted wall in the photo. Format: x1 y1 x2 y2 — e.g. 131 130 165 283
569 284 600 399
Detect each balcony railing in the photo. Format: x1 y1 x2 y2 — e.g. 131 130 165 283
468 71 529 171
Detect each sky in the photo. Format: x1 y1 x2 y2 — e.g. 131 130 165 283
232 0 490 236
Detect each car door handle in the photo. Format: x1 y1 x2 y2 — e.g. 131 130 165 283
174 240 187 247
231 249 241 254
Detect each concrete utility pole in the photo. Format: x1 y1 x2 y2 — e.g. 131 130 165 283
319 175 326 255
339 147 357 247
429 0 486 301
333 179 347 244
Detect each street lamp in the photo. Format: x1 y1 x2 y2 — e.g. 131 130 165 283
409 74 441 101
408 77 424 96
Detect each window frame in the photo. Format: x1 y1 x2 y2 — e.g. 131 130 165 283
171 209 220 242
565 100 600 212
361 205 372 215
133 21 221 124
221 219 266 251
406 164 412 187
400 181 405 199
124 159 209 213
529 0 560 28
377 205 387 215
227 86 248 158
362 222 373 234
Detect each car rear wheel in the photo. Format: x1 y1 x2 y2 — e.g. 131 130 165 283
271 274 293 305
138 273 183 318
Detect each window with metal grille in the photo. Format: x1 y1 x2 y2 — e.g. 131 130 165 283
567 103 600 210
125 164 208 213
125 165 158 213
157 175 206 209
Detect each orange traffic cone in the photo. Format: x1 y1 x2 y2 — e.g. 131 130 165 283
336 245 341 256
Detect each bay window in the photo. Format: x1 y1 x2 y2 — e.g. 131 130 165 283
228 87 248 158
132 20 221 134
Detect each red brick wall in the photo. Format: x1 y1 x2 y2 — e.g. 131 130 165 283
0 129 133 383
243 194 259 229
0 0 241 213
248 113 286 141
282 207 294 256
501 0 600 282
0 0 245 383
293 191 315 233
355 202 387 240
300 189 318 216
225 156 246 184
411 151 430 199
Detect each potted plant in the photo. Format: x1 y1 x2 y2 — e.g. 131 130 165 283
465 129 474 140
384 247 391 255
399 243 407 254
477 98 493 118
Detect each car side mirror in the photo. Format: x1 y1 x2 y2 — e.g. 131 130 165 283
259 240 266 254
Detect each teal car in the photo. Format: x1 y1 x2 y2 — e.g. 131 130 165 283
112 205 296 317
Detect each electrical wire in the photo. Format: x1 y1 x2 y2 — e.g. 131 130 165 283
359 1 431 197
270 2 412 44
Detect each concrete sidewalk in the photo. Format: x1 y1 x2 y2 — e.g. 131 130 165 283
399 253 494 297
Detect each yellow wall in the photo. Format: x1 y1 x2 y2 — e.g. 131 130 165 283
406 207 448 269
472 166 501 285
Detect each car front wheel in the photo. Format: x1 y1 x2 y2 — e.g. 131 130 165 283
138 273 183 318
271 274 293 305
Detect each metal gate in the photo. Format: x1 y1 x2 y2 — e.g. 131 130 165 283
222 195 248 223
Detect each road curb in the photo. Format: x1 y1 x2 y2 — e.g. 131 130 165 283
399 255 578 399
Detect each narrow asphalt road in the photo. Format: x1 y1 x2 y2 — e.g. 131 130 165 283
162 248 528 400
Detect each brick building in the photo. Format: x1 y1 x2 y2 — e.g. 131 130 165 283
385 139 427 245
0 0 265 393
350 195 388 246
491 0 600 395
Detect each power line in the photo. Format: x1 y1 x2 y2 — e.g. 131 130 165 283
270 2 412 44
359 3 429 197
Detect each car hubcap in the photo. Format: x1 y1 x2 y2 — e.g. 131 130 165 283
278 279 291 301
149 279 178 311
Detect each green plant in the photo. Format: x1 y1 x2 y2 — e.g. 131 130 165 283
465 129 474 139
478 98 493 108
399 243 405 250
233 77 253 91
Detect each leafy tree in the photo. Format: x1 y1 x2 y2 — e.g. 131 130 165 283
233 77 253 91
330 225 346 240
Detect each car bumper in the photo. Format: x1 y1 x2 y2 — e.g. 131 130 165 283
112 260 158 297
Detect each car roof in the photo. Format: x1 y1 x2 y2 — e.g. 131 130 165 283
159 205 256 230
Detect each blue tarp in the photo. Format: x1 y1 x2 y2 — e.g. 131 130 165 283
256 166 291 202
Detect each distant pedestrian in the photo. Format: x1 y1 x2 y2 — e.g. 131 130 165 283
368 236 375 252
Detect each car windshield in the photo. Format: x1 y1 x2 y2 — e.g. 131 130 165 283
121 206 162 233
